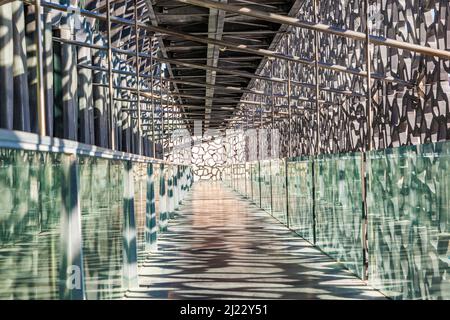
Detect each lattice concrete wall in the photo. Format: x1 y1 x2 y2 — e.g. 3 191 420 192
191 131 246 181
237 0 450 158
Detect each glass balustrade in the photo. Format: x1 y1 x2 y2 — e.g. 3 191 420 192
224 141 450 300
0 149 63 299
287 157 314 243
0 143 193 300
367 142 450 300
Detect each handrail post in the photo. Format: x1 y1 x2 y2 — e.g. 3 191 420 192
106 0 116 150
285 33 291 228
35 0 47 135
134 0 142 155
361 0 372 282
311 0 320 245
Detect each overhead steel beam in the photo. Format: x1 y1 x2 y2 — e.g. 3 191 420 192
43 1 415 86
204 0 227 128
176 0 450 60
142 0 189 129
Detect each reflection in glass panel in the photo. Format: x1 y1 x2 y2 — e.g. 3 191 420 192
260 160 272 213
245 163 252 199
250 162 260 204
315 153 363 278
133 163 148 266
287 157 314 243
78 156 125 300
159 164 168 232
271 159 287 225
368 142 450 300
0 149 63 299
153 163 160 226
236 163 247 196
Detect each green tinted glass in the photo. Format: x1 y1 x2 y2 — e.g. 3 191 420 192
260 160 272 213
315 153 364 278
287 157 314 243
368 142 450 300
78 156 125 300
0 149 63 299
133 163 147 266
251 162 260 203
271 159 287 224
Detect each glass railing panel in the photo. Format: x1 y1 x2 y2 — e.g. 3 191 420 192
250 162 260 204
367 142 450 300
0 149 63 299
315 152 364 278
245 163 252 199
237 163 247 196
260 160 272 213
78 156 125 300
158 164 168 232
133 162 148 266
271 159 287 225
287 157 314 243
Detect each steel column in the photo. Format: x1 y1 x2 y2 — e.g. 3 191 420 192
34 0 46 135
106 0 115 150
134 0 142 155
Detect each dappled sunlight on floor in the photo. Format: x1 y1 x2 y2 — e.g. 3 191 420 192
126 182 386 300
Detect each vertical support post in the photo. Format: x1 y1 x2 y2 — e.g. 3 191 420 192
285 34 292 159
174 165 179 207
312 0 320 245
60 154 85 300
271 61 275 130
134 0 142 155
160 72 165 160
269 61 274 215
106 0 116 150
34 0 46 135
285 35 291 228
285 158 290 228
244 116 248 197
259 99 263 130
167 163 174 219
250 162 253 201
167 80 171 162
259 98 264 205
146 163 158 251
150 38 156 158
230 162 234 190
159 163 168 232
258 160 262 208
122 160 138 290
361 0 372 281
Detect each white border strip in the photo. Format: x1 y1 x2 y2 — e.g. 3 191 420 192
0 129 178 165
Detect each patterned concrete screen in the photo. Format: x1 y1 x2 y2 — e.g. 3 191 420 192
237 0 450 158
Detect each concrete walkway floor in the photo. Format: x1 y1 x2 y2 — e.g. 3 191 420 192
126 182 386 300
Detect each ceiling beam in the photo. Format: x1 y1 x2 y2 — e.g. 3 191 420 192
204 0 227 129
176 0 450 60
142 0 190 128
